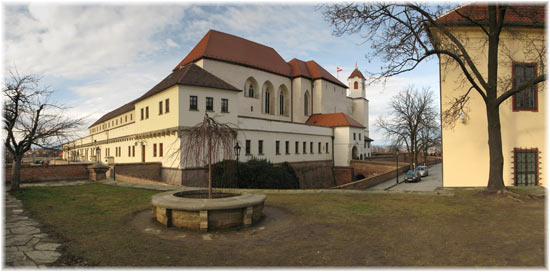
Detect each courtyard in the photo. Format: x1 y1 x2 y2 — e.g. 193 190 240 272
6 181 545 267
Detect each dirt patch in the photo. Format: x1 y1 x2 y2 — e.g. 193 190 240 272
130 205 296 242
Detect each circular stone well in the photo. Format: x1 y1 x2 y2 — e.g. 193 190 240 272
152 190 266 231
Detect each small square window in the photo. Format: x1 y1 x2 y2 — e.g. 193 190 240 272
245 140 251 155
285 141 290 154
190 96 198 110
221 99 229 113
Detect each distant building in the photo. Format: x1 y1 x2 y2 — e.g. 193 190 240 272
63 30 373 184
432 4 545 187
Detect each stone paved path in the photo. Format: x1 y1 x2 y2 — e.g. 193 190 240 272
5 193 62 267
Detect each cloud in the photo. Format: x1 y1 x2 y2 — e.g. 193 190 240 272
5 4 187 78
4 3 441 146
166 38 179 48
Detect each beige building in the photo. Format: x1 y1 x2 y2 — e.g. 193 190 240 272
433 4 545 187
63 30 373 184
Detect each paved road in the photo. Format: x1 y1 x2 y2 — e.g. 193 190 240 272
368 163 442 191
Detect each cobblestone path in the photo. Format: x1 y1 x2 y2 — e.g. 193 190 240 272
4 193 62 267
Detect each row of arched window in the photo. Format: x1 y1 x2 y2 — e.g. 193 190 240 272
244 77 310 117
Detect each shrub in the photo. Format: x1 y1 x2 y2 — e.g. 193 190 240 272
212 159 299 189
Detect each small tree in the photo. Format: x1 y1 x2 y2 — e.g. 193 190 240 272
377 86 438 168
181 113 237 198
3 71 84 190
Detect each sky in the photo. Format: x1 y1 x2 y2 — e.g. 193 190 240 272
3 3 441 145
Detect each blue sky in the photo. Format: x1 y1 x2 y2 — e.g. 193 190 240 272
4 3 440 145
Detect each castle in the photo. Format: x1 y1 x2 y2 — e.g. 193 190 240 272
63 30 372 185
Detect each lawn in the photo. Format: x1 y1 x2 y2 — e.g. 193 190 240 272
12 184 545 267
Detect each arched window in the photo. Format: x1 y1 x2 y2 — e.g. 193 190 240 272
354 81 358 89
244 77 258 98
265 87 270 114
248 84 254 97
304 91 310 116
279 91 285 115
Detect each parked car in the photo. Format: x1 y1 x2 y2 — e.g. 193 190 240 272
404 170 421 183
416 166 429 177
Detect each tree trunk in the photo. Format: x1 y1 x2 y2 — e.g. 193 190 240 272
208 135 212 199
10 155 22 191
486 103 506 192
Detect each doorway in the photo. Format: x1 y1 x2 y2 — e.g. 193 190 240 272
141 145 146 162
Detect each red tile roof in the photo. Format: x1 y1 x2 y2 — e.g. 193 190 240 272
437 3 545 27
89 63 239 128
289 58 348 88
139 63 240 101
288 58 312 78
348 68 365 79
173 30 292 76
88 100 135 128
174 30 348 88
305 113 365 128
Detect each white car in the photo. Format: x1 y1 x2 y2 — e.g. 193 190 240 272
416 166 429 177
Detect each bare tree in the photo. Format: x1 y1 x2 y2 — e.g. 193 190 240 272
377 86 437 168
181 113 237 198
323 3 546 192
3 71 84 190
418 109 441 164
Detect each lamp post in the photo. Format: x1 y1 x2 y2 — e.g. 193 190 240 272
234 142 241 185
95 146 100 163
396 149 399 185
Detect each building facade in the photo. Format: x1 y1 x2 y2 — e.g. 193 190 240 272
432 4 545 187
63 30 373 184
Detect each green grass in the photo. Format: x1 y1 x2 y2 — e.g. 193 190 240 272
12 184 545 267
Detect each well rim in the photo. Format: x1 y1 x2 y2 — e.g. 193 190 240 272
151 189 267 211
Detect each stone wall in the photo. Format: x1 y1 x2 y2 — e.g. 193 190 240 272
333 167 354 186
113 162 162 182
285 160 335 189
4 163 90 183
160 160 336 189
333 164 410 190
350 160 398 180
176 167 208 187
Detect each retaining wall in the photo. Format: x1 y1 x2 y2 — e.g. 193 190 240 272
4 163 91 183
286 160 335 189
334 164 410 190
114 162 162 183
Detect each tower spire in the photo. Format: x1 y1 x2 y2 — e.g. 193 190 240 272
355 60 357 69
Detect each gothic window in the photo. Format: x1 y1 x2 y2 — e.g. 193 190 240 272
354 81 358 89
279 91 285 115
248 84 254 98
265 88 271 114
